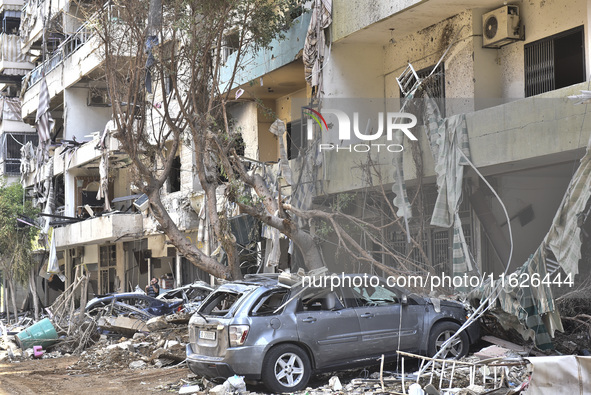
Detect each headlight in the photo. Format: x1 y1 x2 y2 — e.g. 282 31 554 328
228 325 249 347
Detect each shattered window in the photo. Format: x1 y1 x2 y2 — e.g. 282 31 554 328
199 291 242 316
250 289 289 316
299 288 345 311
4 133 38 174
350 284 399 307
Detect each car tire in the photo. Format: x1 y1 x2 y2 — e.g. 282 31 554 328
261 344 311 393
428 321 469 359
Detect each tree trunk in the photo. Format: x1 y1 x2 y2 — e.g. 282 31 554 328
29 266 40 321
7 278 18 324
147 188 233 279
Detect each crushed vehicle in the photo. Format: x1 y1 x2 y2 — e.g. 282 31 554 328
157 281 214 313
186 274 480 393
86 292 183 317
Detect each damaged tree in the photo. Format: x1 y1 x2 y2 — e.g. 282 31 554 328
0 182 38 322
88 0 330 280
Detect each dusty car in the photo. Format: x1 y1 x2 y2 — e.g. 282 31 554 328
186 274 479 393
157 281 214 313
86 292 183 317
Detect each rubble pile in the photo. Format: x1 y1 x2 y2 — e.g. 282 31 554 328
69 326 188 373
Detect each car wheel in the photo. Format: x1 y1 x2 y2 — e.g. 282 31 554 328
428 321 469 359
261 344 311 393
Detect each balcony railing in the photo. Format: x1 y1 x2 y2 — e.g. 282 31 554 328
26 23 92 88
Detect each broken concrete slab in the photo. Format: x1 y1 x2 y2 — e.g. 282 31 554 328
147 316 169 331
99 316 149 336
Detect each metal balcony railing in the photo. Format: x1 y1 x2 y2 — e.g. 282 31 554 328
25 23 93 88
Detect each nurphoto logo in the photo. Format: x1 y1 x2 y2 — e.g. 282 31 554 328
303 107 418 153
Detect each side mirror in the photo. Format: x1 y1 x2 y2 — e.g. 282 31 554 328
401 294 408 305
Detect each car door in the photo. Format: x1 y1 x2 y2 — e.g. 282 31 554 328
348 282 421 356
296 288 362 368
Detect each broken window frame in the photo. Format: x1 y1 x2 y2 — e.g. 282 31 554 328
286 118 304 160
199 290 244 317
99 244 117 294
249 289 290 316
399 64 446 126
4 132 38 175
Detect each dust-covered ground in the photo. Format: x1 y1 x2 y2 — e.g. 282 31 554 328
0 356 190 395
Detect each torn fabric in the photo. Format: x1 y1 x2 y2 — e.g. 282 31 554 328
423 97 471 228
47 228 59 275
391 155 412 219
470 243 562 349
0 97 23 121
0 34 27 63
36 77 54 164
96 121 115 211
269 119 293 185
544 152 591 276
452 213 474 288
303 0 332 95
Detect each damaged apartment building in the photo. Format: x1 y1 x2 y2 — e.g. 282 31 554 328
221 0 591 347
0 0 37 309
8 0 221 305
225 0 591 278
4 0 591 331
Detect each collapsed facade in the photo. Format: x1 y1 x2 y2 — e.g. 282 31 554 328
0 0 589 352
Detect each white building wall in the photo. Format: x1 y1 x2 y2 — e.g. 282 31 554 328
64 88 112 141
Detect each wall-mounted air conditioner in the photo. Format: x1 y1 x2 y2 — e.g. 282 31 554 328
87 89 110 107
482 5 522 48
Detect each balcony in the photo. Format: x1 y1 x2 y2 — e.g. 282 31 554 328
53 132 126 175
26 24 92 89
21 25 101 117
219 11 311 90
54 213 143 248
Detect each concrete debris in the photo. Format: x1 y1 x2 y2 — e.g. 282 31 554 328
329 375 342 391
129 360 148 369
178 384 201 394
99 316 149 335
147 316 169 331
409 383 425 394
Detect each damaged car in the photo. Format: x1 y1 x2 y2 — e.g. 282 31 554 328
157 281 214 313
186 274 480 393
86 292 183 317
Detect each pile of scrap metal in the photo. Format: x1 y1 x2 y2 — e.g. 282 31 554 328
374 346 591 395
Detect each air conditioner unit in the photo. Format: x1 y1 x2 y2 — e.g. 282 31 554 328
133 193 150 212
482 5 522 48
87 90 110 107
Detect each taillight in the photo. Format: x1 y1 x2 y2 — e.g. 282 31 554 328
229 325 249 347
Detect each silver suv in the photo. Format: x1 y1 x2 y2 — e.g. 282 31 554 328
186 274 479 393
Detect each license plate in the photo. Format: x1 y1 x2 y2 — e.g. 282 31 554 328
199 330 216 340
